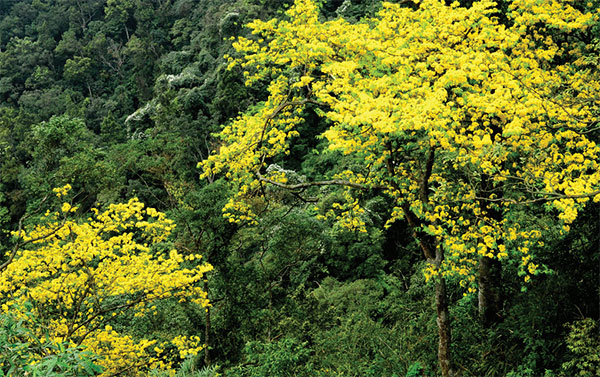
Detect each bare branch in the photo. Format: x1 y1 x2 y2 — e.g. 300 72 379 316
472 189 600 205
256 171 379 191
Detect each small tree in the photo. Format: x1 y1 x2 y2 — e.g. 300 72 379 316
0 185 213 376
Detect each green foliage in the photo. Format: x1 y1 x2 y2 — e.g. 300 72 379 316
562 318 600 377
150 357 219 377
0 305 103 377
406 362 434 377
304 275 436 377
331 0 382 21
228 337 316 377
63 56 93 84
0 189 8 228
29 115 95 171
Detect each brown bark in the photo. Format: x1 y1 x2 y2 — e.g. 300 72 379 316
436 276 453 377
478 255 502 327
204 279 211 366
402 203 454 376
397 147 454 376
477 170 504 327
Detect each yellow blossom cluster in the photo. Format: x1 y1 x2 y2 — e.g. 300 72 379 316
0 197 212 376
171 335 204 359
53 183 72 198
316 191 368 233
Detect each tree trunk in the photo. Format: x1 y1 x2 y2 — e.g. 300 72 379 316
477 126 504 328
204 279 211 366
478 255 502 327
436 275 453 377
478 170 503 328
397 147 454 376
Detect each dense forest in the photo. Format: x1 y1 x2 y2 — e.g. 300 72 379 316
0 0 599 376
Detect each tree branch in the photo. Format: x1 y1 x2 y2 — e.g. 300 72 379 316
419 146 435 204
256 171 379 191
472 189 600 205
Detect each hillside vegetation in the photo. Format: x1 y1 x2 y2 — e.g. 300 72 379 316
1 1 599 376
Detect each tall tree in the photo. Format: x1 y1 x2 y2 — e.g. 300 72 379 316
200 0 600 375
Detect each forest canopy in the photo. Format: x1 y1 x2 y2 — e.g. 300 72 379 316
1 0 600 376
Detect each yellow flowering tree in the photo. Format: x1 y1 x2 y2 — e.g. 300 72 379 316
200 0 600 375
0 185 213 376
